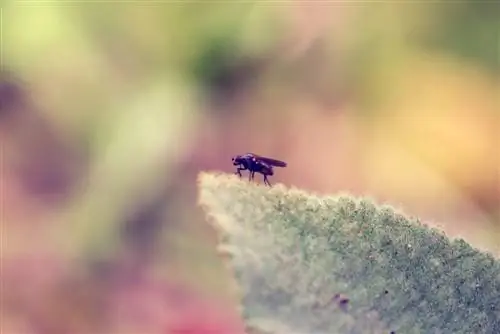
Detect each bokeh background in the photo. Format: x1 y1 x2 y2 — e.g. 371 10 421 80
1 1 499 333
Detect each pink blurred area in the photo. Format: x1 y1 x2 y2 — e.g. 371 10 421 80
2 254 246 334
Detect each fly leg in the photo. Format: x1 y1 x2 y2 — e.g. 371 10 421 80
235 165 246 178
249 170 255 181
263 175 272 187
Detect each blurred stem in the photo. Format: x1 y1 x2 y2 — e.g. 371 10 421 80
50 79 199 261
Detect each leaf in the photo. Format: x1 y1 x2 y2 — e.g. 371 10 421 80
198 172 500 334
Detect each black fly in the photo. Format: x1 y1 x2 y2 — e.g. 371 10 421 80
231 153 287 186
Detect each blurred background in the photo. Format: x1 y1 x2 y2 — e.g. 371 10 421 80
1 1 499 333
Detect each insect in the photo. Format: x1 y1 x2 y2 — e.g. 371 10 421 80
231 153 287 186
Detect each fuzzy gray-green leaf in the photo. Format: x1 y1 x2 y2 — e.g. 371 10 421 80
198 172 500 334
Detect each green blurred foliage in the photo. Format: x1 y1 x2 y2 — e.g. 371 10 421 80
338 1 499 112
199 172 500 334
421 1 500 74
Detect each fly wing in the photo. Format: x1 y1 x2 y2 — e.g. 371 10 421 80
255 155 287 167
240 153 257 160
